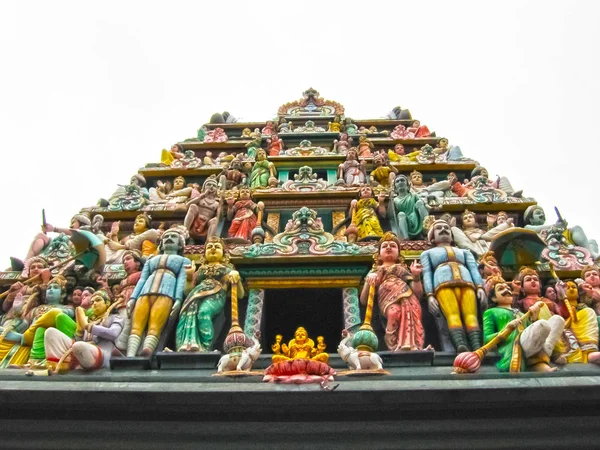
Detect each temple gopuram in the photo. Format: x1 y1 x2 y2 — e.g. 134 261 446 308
2 89 600 449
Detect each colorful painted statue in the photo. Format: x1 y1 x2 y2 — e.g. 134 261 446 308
513 267 559 316
580 266 600 317
203 127 228 143
390 124 415 140
357 135 374 157
44 289 124 372
183 176 220 241
390 174 428 240
249 149 277 188
407 120 431 138
104 174 149 211
337 148 366 185
226 186 264 242
465 166 523 199
451 209 514 258
219 159 247 190
294 120 325 133
272 327 329 363
266 134 284 156
362 232 425 351
524 205 599 260
554 279 600 364
105 213 160 263
337 332 383 371
332 133 353 155
369 153 397 188
113 250 144 353
420 220 487 352
328 115 342 132
241 127 253 138
149 176 192 207
126 229 191 357
261 121 275 136
432 138 465 161
176 236 242 352
483 276 565 372
160 144 185 166
343 117 358 135
348 185 386 242
387 144 408 162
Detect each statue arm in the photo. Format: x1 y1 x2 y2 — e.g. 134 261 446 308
482 310 499 344
480 222 510 241
175 258 191 302
420 252 435 296
91 317 124 342
124 229 159 249
130 259 151 301
465 250 483 286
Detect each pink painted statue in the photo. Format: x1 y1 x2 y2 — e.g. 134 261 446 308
267 134 284 156
204 128 228 143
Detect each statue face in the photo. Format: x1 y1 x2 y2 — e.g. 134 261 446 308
584 270 600 287
81 290 93 308
432 221 452 244
171 145 179 152
46 283 63 304
439 139 448 148
380 240 399 264
205 240 224 263
395 176 409 193
133 215 148 234
462 212 476 228
204 182 217 195
122 254 140 274
566 281 579 300
493 282 513 306
497 213 508 225
347 150 357 161
173 178 185 190
161 231 182 253
294 328 307 344
447 172 457 183
359 185 373 199
522 274 540 295
239 189 251 200
412 120 420 127
71 289 83 307
410 172 422 186
394 144 405 155
531 208 546 225
257 150 266 161
91 294 109 317
29 262 46 278
544 286 557 301
479 168 489 178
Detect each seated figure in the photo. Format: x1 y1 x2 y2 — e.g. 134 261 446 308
451 209 514 258
204 128 228 143
337 148 366 185
407 120 431 138
271 327 329 364
328 115 342 132
369 153 398 189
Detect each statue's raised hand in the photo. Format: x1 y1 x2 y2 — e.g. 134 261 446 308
410 261 423 277
228 270 240 284
366 272 378 287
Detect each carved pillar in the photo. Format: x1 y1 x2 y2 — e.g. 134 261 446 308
332 211 347 241
265 212 280 243
244 288 265 338
342 287 362 333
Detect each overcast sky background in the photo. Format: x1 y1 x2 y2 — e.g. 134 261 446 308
0 1 598 266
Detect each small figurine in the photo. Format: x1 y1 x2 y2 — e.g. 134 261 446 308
362 232 425 350
513 267 560 316
390 124 415 140
160 144 185 166
343 117 358 135
177 236 242 352
204 127 228 143
105 213 160 263
126 228 192 357
347 185 386 242
337 332 384 371
332 133 353 155
293 120 325 133
580 266 600 316
226 186 264 242
240 128 253 138
390 174 429 240
420 220 487 352
466 166 523 199
102 174 149 211
183 176 220 241
370 152 398 188
266 134 284 156
218 158 247 190
407 120 431 138
203 151 216 166
148 176 192 207
337 149 366 185
249 149 277 189
261 121 275 136
451 209 514 258
277 118 292 133
112 250 144 353
387 143 409 162
357 135 374 157
328 115 342 132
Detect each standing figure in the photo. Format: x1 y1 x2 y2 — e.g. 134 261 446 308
343 117 358 135
126 229 191 357
348 185 386 242
333 133 353 155
226 186 264 242
483 276 564 372
337 148 366 185
266 134 284 156
390 174 429 240
420 220 487 352
362 232 425 351
357 135 374 157
328 115 342 132
176 237 243 352
183 176 220 241
249 149 277 188
261 121 275 136
113 250 144 352
219 159 247 191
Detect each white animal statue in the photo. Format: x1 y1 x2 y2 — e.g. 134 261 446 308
337 335 383 371
217 334 262 373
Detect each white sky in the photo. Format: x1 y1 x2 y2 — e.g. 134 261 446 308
0 1 599 266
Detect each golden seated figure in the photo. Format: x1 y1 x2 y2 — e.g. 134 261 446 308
271 327 329 364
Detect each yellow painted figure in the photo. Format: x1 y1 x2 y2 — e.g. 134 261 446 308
349 185 386 241
272 327 329 364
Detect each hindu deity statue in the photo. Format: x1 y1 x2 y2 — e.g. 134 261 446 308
113 250 144 352
513 267 559 316
390 124 414 140
523 205 599 260
160 144 185 166
149 176 192 208
451 209 514 258
332 133 353 155
249 149 277 189
390 174 429 240
183 176 220 241
266 134 284 156
369 153 398 189
357 135 374 157
244 134 262 160
203 127 228 143
580 266 600 317
554 279 600 364
44 289 124 372
362 233 425 351
465 166 523 199
105 213 160 263
218 159 247 190
347 185 386 242
261 121 275 136
271 327 329 364
483 276 565 372
432 138 465 161
104 173 149 211
226 186 264 242
176 236 242 352
407 120 431 138
420 220 487 352
294 120 325 133
337 148 366 185
328 115 342 132
202 151 216 166
387 143 409 162
240 127 253 138
126 229 192 357
343 117 358 135
277 118 292 133
168 150 202 169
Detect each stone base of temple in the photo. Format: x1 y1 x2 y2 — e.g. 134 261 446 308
378 349 435 367
157 351 222 370
110 356 152 371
